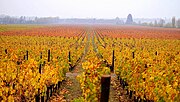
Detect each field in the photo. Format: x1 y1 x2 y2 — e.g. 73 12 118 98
0 24 44 32
0 25 180 102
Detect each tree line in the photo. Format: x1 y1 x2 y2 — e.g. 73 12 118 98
137 17 180 28
1 15 180 28
0 16 59 24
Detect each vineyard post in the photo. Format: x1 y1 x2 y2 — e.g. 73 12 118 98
155 51 157 55
26 51 28 60
35 89 40 102
39 63 42 74
58 81 61 89
24 55 26 60
100 75 111 102
48 49 50 62
68 51 71 63
41 96 44 102
46 86 50 101
68 51 72 70
50 85 53 97
132 52 135 59
111 50 115 72
35 95 40 102
38 52 42 101
129 90 133 98
39 52 42 74
5 49 7 54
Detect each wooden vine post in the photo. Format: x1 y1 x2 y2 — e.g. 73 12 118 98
35 92 40 102
48 49 50 62
111 50 115 72
132 51 135 59
155 51 158 55
47 50 51 101
68 51 71 63
5 49 7 54
26 50 28 60
36 52 43 102
100 75 111 102
68 51 73 70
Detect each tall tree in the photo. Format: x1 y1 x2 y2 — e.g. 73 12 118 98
159 19 165 27
154 20 157 27
172 17 176 28
126 14 133 24
177 19 180 28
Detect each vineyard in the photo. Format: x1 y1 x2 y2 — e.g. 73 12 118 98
0 25 180 102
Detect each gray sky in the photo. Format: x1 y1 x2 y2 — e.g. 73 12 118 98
0 0 179 18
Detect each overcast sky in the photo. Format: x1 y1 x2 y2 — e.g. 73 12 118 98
0 0 179 19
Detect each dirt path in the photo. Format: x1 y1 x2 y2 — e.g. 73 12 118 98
110 74 133 102
50 30 133 102
92 31 133 102
92 31 119 102
49 31 90 102
61 51 87 102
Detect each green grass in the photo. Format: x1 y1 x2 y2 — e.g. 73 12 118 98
0 24 44 32
72 97 84 102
